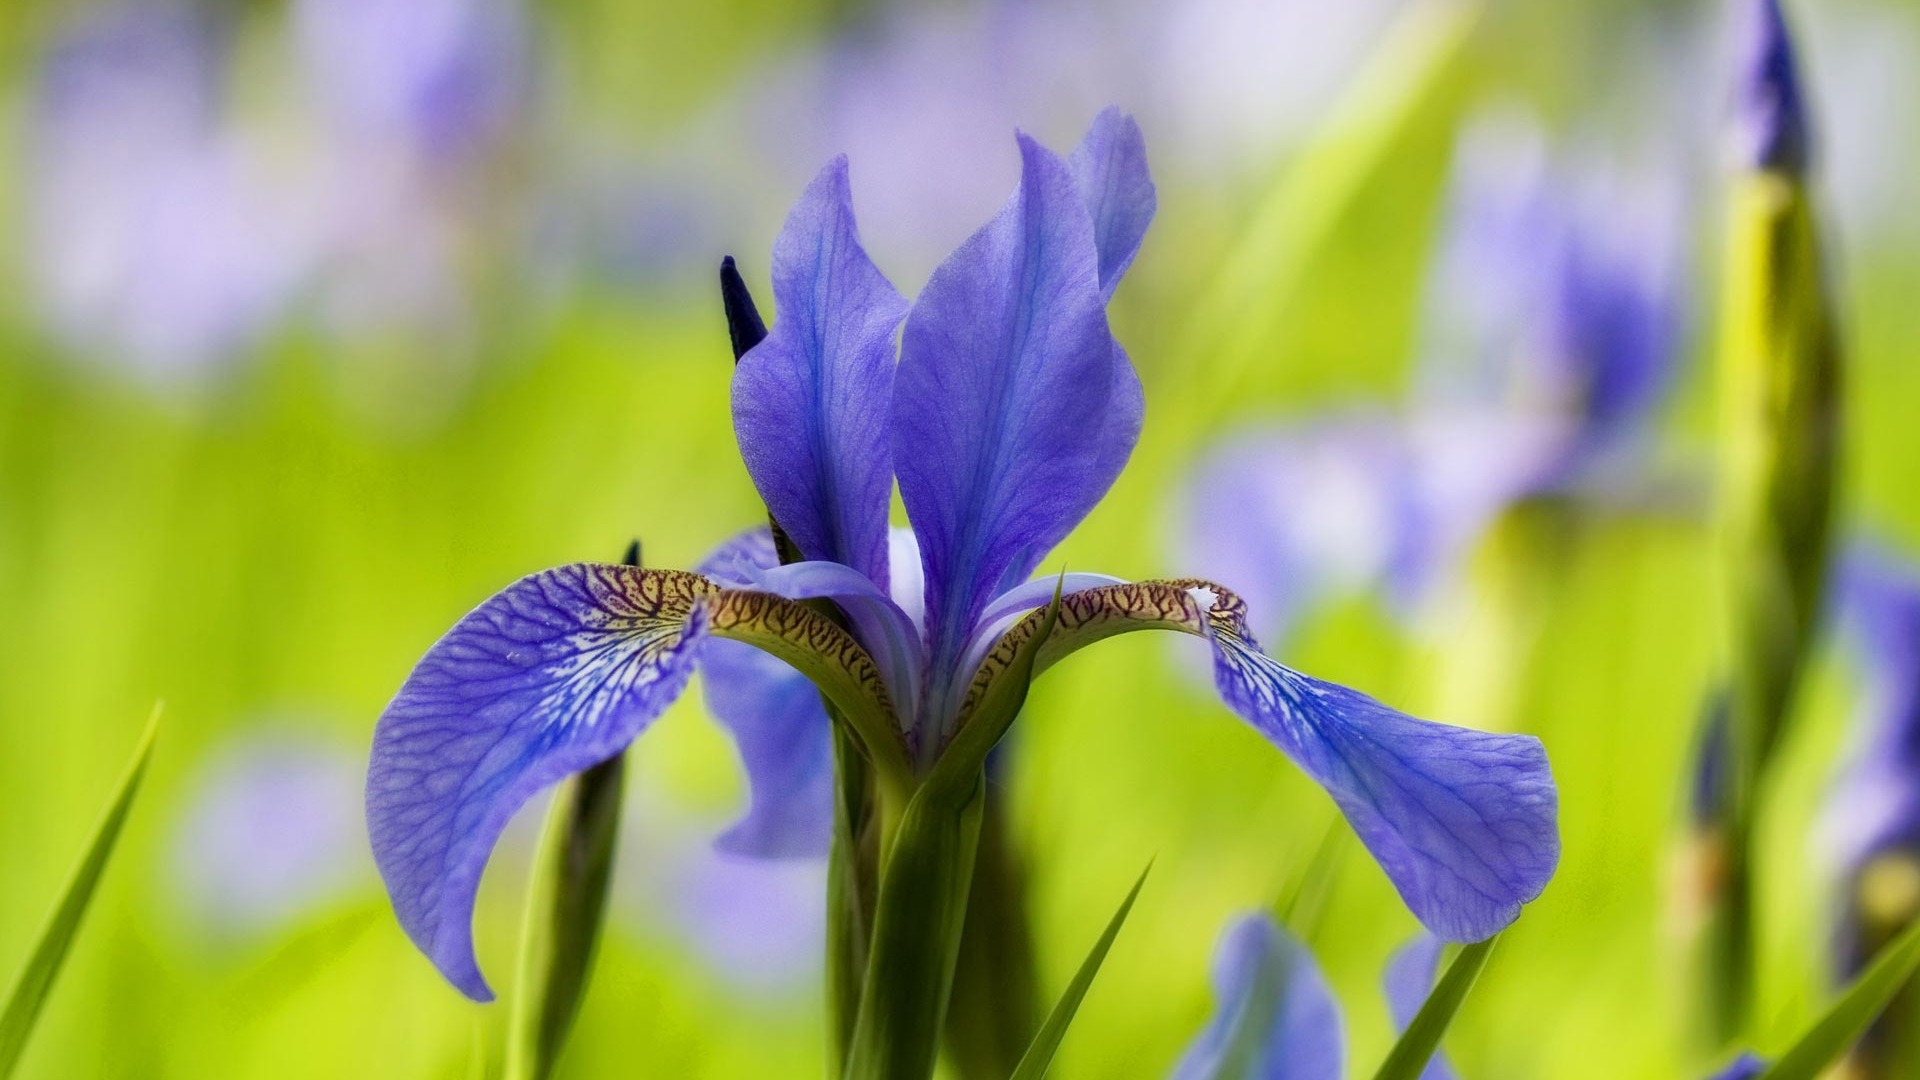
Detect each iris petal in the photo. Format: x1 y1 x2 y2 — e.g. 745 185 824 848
692 529 837 859
1067 106 1157 299
366 564 714 1000
969 579 1559 942
732 155 908 588
700 638 834 859
894 133 1132 695
1168 913 1343 1080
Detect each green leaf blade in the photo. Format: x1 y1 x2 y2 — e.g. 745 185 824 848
1756 915 1920 1080
1006 862 1152 1080
1368 935 1498 1080
0 704 162 1079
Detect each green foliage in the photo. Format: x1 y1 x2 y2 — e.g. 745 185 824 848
1754 916 1920 1080
506 756 628 1080
1366 937 1497 1080
0 707 160 1079
1006 863 1152 1080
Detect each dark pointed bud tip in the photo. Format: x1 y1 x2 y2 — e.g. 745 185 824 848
622 540 642 567
720 255 769 362
1732 0 1810 175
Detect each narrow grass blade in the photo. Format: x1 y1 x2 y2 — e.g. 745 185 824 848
1367 935 1497 1080
1755 914 1920 1080
1273 817 1345 940
0 704 162 1078
1006 862 1152 1080
1178 0 1481 417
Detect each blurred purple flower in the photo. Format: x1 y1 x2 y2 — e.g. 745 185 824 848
292 0 527 165
1730 0 1810 175
1414 111 1686 510
1823 545 1920 976
615 785 825 995
1706 1054 1768 1080
1179 112 1685 649
1383 936 1458 1080
290 0 535 355
1180 412 1428 644
1170 919 1457 1080
23 4 311 381
691 0 1398 280
169 730 367 939
1169 914 1343 1080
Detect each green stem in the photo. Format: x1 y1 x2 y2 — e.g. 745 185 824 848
942 791 1042 1080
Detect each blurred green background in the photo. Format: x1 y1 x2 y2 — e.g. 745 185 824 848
1 0 1918 1076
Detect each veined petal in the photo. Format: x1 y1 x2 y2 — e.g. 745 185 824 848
894 133 1133 696
733 155 908 588
1068 107 1157 299
968 579 1559 942
1168 913 1343 1080
699 638 833 859
367 565 716 1000
1382 937 1458 1080
703 587 911 787
368 562 904 1000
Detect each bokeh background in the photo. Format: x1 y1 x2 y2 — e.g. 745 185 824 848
1 0 1917 1076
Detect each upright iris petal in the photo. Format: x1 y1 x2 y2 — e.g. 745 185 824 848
1168 914 1343 1080
893 134 1132 717
732 156 909 588
1067 106 1158 300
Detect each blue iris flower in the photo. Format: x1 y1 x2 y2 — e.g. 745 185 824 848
1168 915 1452 1080
364 109 1561 1001
1176 914 1763 1080
1183 113 1683 645
1823 545 1920 976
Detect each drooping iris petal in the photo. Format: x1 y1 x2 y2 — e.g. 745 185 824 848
1208 624 1557 942
1067 107 1157 299
968 580 1558 942
367 565 716 1000
1168 913 1343 1080
694 528 834 859
1382 936 1458 1080
699 638 833 859
733 155 908 589
893 133 1127 693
